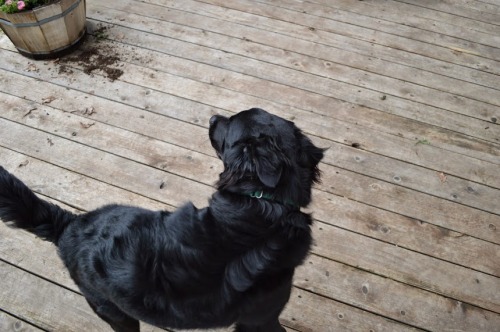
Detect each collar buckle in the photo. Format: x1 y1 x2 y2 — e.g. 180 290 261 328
249 191 264 199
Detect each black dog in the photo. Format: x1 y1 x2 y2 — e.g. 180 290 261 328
0 108 324 332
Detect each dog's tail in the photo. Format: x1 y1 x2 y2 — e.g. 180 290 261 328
0 166 76 243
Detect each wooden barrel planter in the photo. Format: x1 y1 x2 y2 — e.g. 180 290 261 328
0 0 86 59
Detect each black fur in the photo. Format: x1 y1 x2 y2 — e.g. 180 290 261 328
0 108 324 332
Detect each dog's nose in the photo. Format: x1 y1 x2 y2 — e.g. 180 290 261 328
209 115 219 126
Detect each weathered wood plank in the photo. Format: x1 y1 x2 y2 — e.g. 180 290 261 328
0 261 111 331
319 144 500 215
310 190 500 273
91 49 500 197
0 205 78 290
248 0 500 58
136 0 498 74
478 0 500 7
0 56 218 155
91 1 500 127
70 19 499 160
282 288 422 332
314 165 500 246
309 0 500 36
2 44 499 176
395 0 500 25
190 0 500 64
0 148 170 214
0 118 212 209
433 0 500 13
0 311 43 332
296 255 500 332
311 221 500 313
76 21 500 149
3 19 500 163
84 59 500 180
0 94 219 187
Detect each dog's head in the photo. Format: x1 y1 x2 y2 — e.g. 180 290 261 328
209 108 325 207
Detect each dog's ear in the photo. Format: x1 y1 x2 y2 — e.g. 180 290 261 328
300 137 324 166
297 132 325 182
250 137 284 188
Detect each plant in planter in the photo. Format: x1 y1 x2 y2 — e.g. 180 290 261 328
0 0 86 59
1 0 49 14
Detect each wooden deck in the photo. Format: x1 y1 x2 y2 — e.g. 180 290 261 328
1 0 499 331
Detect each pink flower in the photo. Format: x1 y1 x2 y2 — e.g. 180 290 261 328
17 1 25 10
5 0 12 5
